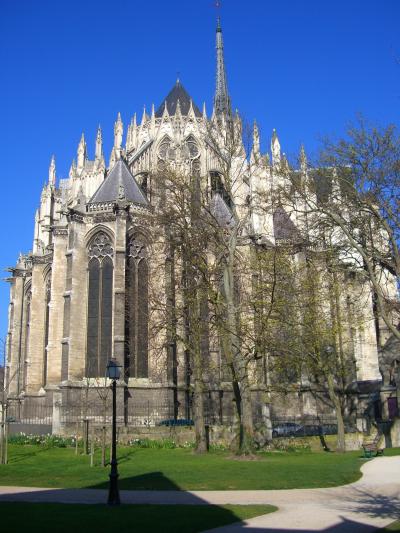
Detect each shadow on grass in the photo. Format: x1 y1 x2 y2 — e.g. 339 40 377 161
6 446 51 464
0 472 269 533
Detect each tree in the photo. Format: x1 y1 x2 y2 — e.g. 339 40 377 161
250 242 353 452
0 336 18 464
204 113 257 453
289 118 400 343
150 112 259 454
151 167 210 453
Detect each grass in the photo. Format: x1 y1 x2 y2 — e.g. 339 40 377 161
379 521 400 531
0 502 277 533
2 445 397 491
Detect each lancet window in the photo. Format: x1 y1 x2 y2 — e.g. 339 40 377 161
125 234 149 378
86 232 114 377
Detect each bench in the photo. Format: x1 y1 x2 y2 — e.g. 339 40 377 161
362 433 384 458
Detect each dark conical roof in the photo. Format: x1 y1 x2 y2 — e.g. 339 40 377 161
155 80 202 118
89 159 148 206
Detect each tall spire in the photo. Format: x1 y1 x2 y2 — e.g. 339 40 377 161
48 155 56 186
95 125 103 160
77 133 87 170
214 17 231 117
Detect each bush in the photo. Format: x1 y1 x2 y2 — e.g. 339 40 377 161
127 438 197 449
8 433 78 448
127 438 178 449
267 438 312 453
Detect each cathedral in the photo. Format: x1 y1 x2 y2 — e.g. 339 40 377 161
4 20 395 431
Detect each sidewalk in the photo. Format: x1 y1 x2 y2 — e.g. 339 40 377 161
0 456 399 532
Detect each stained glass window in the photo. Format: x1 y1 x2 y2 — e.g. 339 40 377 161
86 232 114 377
125 235 148 378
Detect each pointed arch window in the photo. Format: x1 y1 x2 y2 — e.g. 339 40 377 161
125 234 148 378
86 232 114 377
184 135 201 175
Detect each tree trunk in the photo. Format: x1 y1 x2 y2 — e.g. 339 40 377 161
239 375 254 453
183 253 208 454
327 374 346 452
222 254 254 454
192 370 207 453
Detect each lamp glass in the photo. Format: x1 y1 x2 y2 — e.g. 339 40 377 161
106 359 122 380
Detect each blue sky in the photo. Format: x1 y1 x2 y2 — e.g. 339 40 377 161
0 0 399 344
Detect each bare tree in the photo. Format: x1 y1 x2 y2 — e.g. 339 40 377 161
288 118 400 342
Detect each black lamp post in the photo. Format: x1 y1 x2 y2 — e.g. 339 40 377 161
106 358 122 506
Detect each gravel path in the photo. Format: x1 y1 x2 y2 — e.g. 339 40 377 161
0 456 398 532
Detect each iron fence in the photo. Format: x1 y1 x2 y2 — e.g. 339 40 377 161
5 400 52 425
60 401 176 427
2 396 358 438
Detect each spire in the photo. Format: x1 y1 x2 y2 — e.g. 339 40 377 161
141 105 147 125
69 159 76 179
150 103 156 134
95 125 103 160
299 144 307 173
271 129 281 167
77 133 86 170
114 113 123 150
214 17 231 117
253 121 260 156
48 155 56 186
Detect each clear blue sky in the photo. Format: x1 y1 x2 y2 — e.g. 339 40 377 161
0 0 399 344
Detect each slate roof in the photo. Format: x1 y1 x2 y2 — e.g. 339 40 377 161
155 80 202 118
273 206 301 241
309 167 354 203
88 159 148 206
210 192 235 228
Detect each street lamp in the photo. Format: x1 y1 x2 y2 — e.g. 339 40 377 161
106 358 122 505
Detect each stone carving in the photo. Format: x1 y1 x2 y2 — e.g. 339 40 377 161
88 232 114 259
118 184 126 200
127 235 147 260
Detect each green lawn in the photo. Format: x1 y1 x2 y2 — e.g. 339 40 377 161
1 445 396 491
0 502 276 533
380 521 400 532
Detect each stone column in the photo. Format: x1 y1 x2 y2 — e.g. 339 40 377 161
68 220 88 381
8 275 27 397
46 230 68 385
52 391 62 435
26 263 46 393
113 209 127 370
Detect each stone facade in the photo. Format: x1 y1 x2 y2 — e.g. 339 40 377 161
4 21 398 430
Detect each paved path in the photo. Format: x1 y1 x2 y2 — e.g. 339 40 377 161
0 456 399 532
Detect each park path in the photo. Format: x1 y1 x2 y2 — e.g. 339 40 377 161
0 456 398 532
